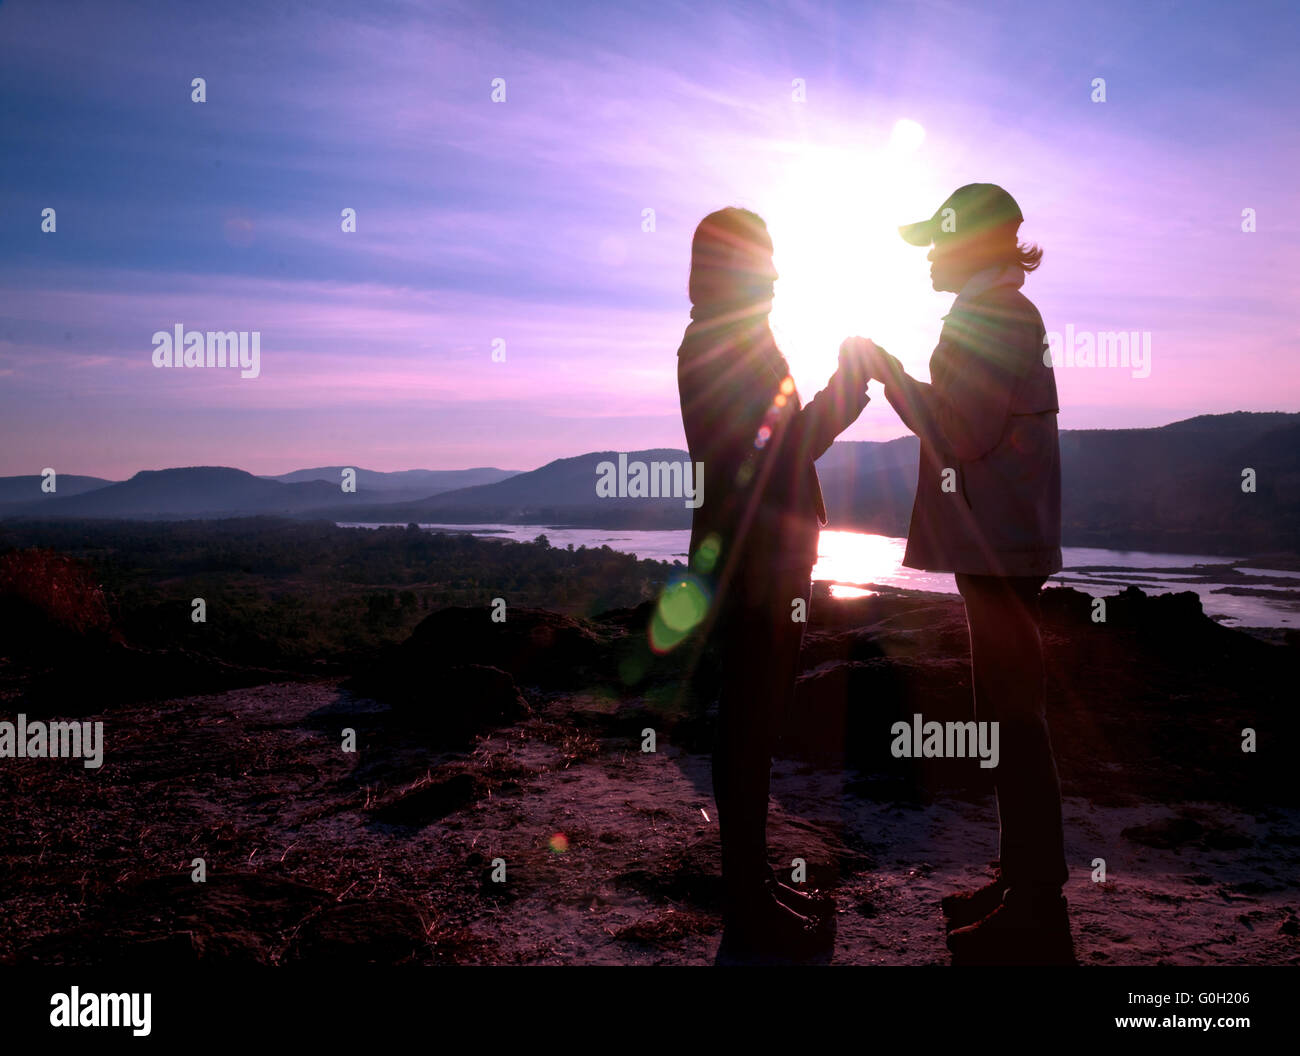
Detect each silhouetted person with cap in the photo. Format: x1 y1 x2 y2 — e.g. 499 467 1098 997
843 184 1073 965
676 207 872 960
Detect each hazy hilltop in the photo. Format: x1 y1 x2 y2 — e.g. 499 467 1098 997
0 474 119 506
1 414 1296 555
0 467 342 519
0 466 519 520
260 467 520 503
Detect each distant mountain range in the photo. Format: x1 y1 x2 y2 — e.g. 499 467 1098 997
2 413 1296 555
0 474 118 504
0 466 520 520
259 466 519 503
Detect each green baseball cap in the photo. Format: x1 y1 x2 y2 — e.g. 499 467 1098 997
899 183 1024 245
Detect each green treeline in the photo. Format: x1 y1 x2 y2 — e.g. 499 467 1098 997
0 518 677 674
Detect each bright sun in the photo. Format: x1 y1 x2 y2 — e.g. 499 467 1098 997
761 120 944 394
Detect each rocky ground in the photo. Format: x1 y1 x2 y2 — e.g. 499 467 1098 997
2 586 1298 966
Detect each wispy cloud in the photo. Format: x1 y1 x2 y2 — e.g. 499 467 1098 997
1 0 1297 476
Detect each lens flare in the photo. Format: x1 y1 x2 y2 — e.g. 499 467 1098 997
649 575 710 653
693 533 721 575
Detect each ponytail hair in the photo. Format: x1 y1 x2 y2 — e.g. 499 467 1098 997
950 221 1044 274
1016 240 1044 272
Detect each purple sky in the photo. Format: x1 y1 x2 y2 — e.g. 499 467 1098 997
2 0 1297 478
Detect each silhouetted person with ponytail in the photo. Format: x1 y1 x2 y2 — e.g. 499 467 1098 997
677 207 872 960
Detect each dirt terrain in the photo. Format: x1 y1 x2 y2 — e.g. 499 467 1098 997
3 587 1298 966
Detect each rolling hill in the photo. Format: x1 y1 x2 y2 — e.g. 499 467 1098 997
3 467 343 520
3 414 1296 554
260 466 519 502
0 474 118 517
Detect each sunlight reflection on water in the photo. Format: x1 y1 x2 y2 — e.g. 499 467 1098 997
339 523 1296 628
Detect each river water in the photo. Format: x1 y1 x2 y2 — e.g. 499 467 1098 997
339 523 1300 629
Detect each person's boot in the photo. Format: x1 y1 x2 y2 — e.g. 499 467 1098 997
946 890 1076 966
767 865 835 921
941 865 1008 932
718 880 825 964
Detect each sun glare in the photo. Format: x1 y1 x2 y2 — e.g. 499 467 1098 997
761 123 943 394
812 529 905 587
888 117 926 153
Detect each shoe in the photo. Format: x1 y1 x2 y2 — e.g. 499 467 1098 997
946 892 1076 966
767 866 835 921
941 870 1008 932
718 885 825 964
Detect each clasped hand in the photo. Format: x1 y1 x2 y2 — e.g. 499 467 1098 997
838 336 898 382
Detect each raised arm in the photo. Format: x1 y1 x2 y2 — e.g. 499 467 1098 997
786 351 873 462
